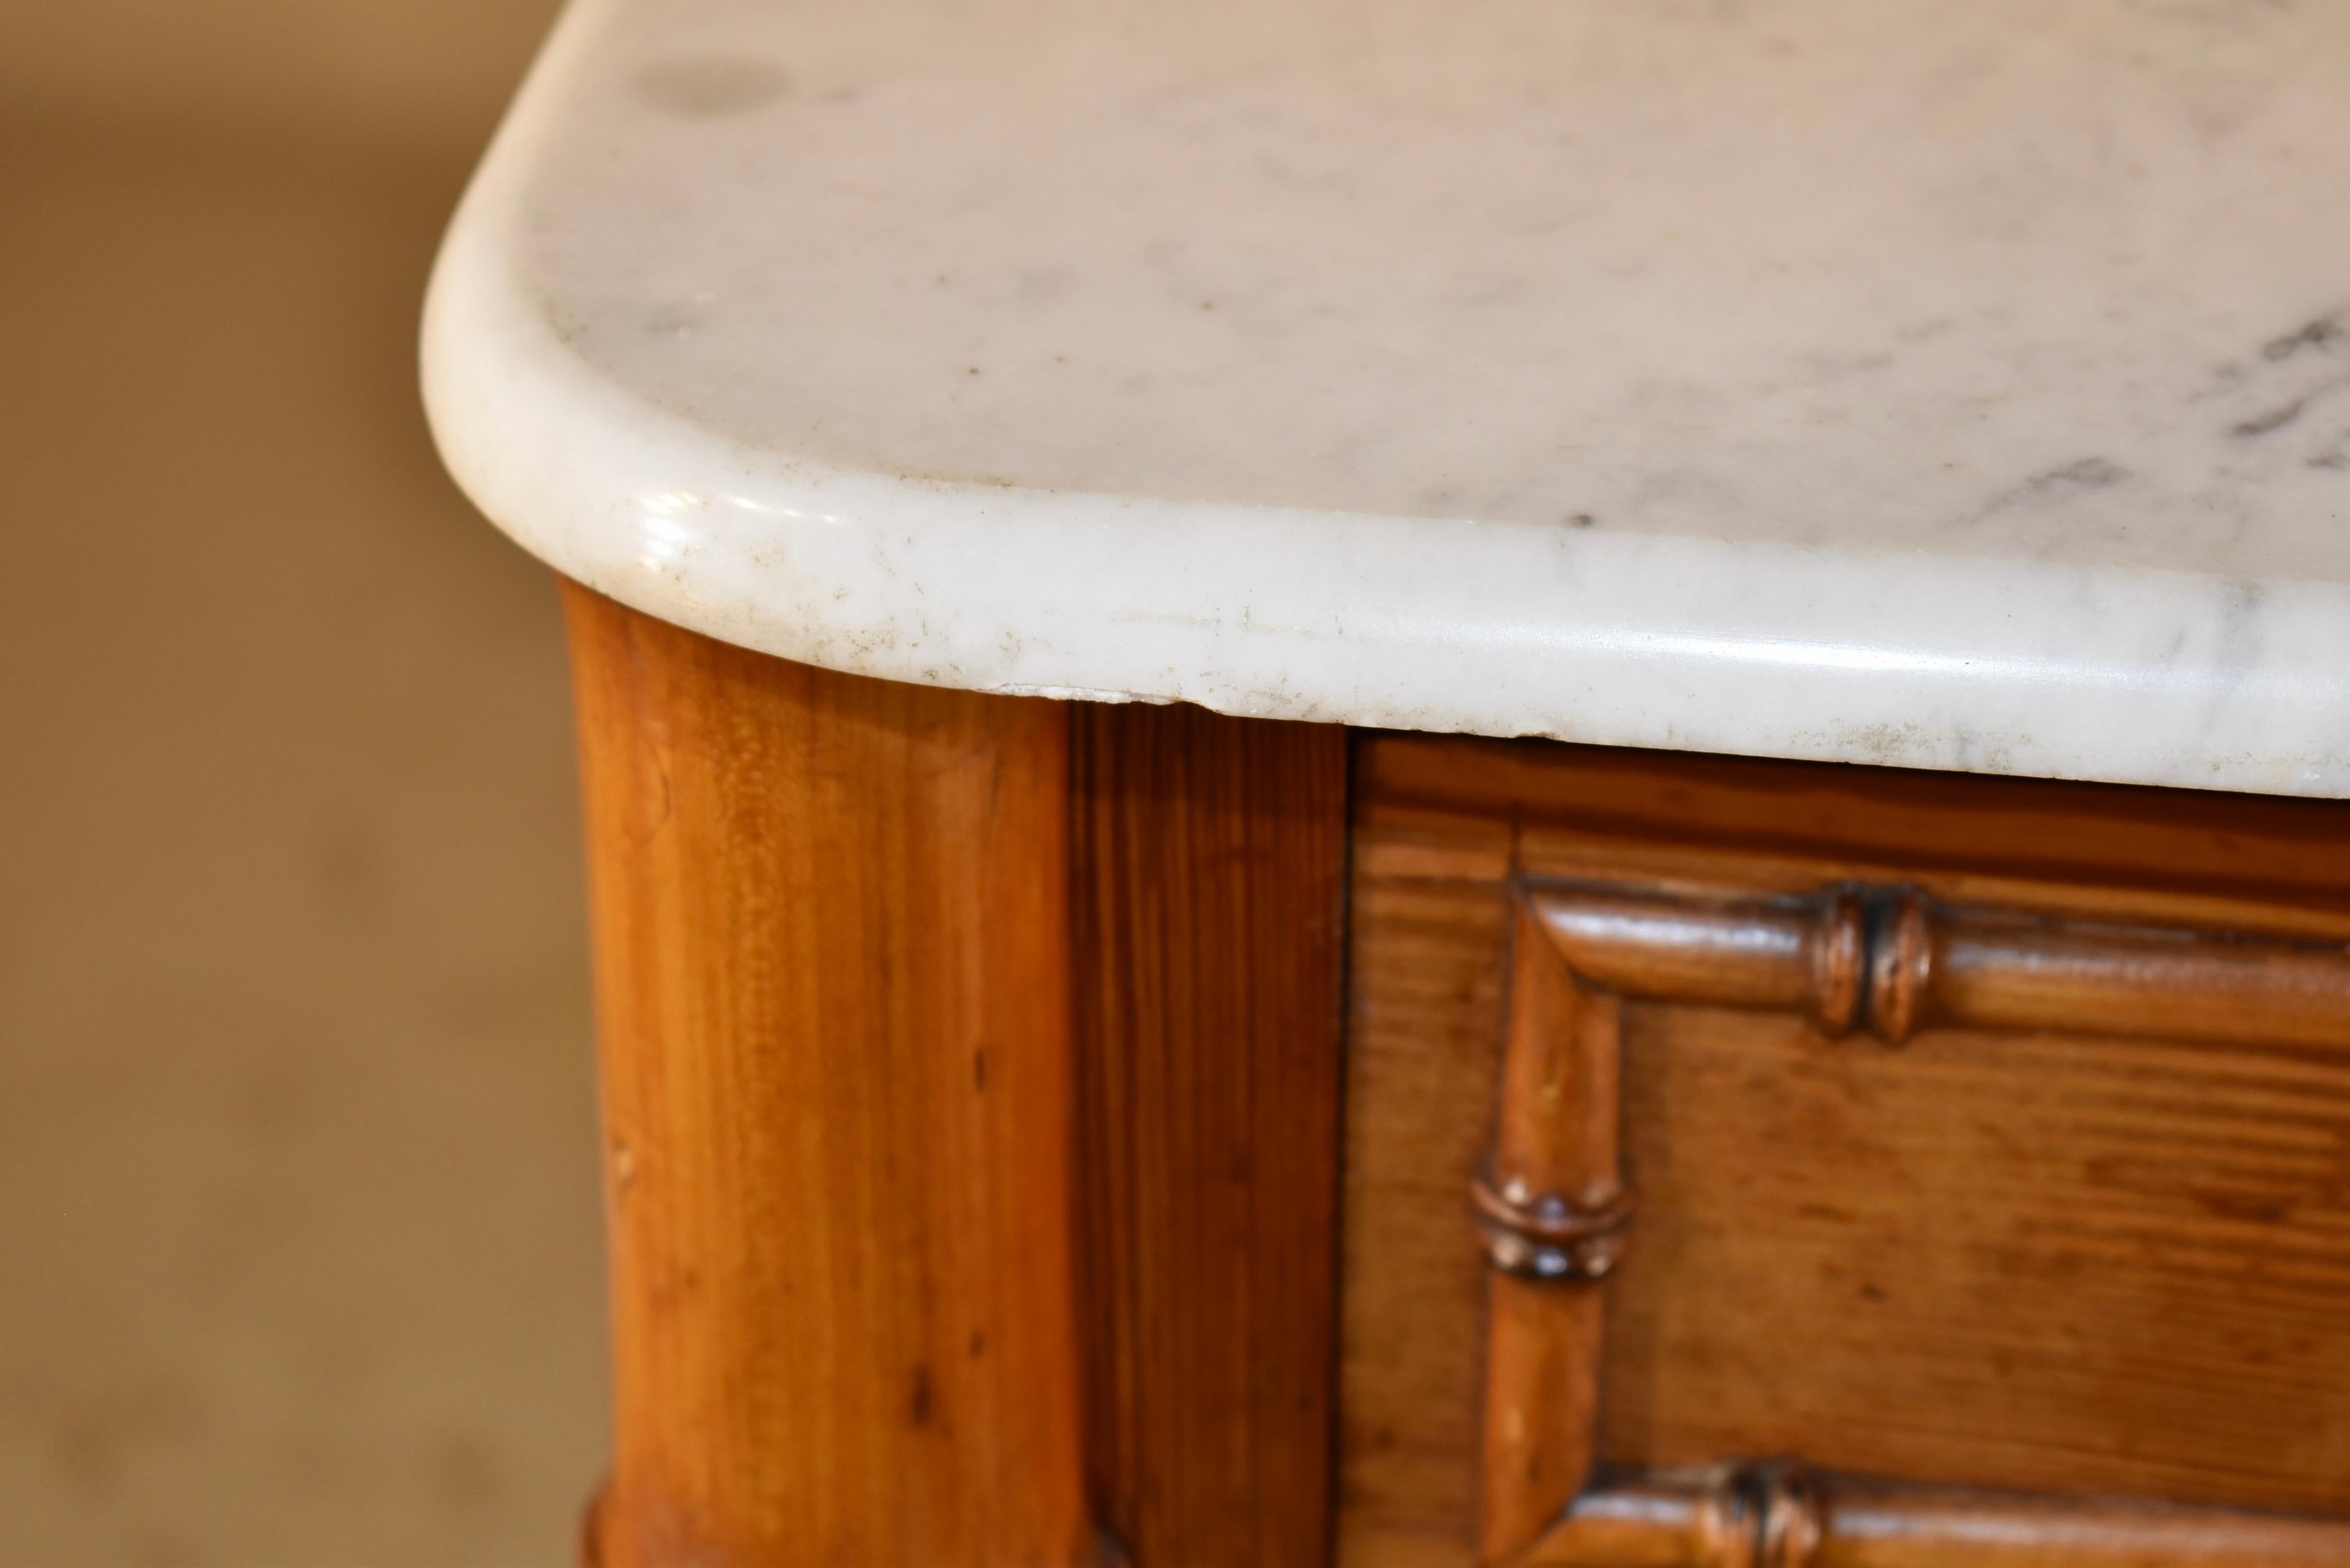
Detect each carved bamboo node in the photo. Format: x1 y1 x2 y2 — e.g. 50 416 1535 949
1804 889 1867 1036
1861 887 1932 1046
1807 884 1932 1046
1749 1465 1825 1568
1472 1172 1635 1281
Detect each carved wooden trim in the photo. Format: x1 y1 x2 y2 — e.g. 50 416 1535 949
1480 898 1616 1555
1478 878 2350 1565
1525 880 2350 1052
1523 1467 2350 1567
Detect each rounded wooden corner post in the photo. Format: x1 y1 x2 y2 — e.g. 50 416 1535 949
560 582 1091 1567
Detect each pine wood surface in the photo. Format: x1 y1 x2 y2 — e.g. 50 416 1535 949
565 585 1090 1566
1070 702 1350 1568
564 585 1350 1567
1341 734 2350 1567
1362 736 2350 919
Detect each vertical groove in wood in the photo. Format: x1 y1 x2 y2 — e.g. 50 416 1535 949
562 584 1090 1568
1070 703 1350 1568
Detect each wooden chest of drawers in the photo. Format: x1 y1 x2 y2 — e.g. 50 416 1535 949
432 2 2350 1558
563 596 2350 1566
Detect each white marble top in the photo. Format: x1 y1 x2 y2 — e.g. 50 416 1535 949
424 0 2350 796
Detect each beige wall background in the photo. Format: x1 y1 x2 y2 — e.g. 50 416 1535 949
0 0 561 149
0 1 607 1563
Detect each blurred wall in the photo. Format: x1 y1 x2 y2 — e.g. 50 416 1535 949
0 0 561 150
0 2 606 1564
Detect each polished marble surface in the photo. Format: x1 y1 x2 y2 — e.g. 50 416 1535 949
425 0 2350 794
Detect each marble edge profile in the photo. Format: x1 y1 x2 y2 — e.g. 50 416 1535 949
419 0 2350 799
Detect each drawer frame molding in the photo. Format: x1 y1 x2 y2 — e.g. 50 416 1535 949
1478 877 2350 1566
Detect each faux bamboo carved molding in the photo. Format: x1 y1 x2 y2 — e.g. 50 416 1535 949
1521 1466 2350 1567
1479 879 2350 1566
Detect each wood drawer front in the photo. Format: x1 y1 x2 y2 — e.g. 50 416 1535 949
1340 737 2350 1568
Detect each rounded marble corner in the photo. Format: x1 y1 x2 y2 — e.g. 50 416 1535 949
421 0 2350 800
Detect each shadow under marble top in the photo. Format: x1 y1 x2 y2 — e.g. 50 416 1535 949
423 0 2350 796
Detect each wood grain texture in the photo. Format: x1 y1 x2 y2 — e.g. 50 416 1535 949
1604 1002 2350 1512
1339 873 1514 1568
564 584 1090 1567
1070 701 1349 1568
1341 735 2350 1568
1361 735 2350 916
